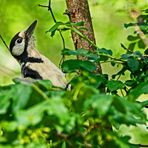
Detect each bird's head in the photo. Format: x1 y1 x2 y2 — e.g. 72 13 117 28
9 20 37 61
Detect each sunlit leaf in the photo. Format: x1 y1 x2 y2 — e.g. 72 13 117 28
47 22 64 37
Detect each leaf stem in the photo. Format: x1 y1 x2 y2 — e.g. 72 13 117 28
32 84 49 100
71 27 98 48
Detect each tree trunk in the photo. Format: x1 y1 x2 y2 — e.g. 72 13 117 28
66 0 102 73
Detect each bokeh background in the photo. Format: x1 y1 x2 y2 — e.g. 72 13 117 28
0 0 148 145
0 0 147 85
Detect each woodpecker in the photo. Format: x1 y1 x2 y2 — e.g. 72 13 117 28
9 20 67 88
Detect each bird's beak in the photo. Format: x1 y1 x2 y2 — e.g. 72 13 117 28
26 20 37 38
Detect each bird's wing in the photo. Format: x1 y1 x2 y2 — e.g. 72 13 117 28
27 50 67 88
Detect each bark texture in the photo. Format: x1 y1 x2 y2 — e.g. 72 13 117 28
66 0 95 51
66 0 101 73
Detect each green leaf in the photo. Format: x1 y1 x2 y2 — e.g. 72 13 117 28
62 142 67 148
144 48 148 54
71 21 84 27
123 101 146 123
34 80 52 90
130 82 148 98
0 121 18 132
127 57 139 72
106 80 124 92
60 27 70 32
124 23 135 28
80 61 96 72
127 35 138 41
128 42 136 51
62 59 96 72
138 39 146 49
125 80 137 87
112 96 126 114
103 133 131 148
12 84 32 112
111 61 116 66
47 22 64 37
121 54 130 60
62 48 88 56
46 97 69 125
139 24 148 32
93 74 108 88
84 94 113 117
62 48 98 61
97 48 113 56
16 97 70 128
110 99 146 126
0 88 12 114
140 100 148 108
16 103 45 126
133 51 142 57
144 9 148 13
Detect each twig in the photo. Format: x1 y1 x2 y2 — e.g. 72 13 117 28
39 0 125 67
32 84 49 100
120 89 125 97
47 0 57 23
98 53 126 63
0 34 9 50
46 0 66 49
38 0 66 66
70 27 98 49
100 60 124 64
38 4 48 8
59 31 65 66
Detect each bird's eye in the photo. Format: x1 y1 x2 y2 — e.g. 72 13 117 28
17 38 23 44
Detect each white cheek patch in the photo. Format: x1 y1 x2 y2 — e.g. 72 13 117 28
19 31 25 38
12 41 25 56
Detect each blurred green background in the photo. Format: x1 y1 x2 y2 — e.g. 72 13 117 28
0 0 147 145
0 0 147 85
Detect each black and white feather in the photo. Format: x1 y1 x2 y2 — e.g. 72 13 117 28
9 20 67 88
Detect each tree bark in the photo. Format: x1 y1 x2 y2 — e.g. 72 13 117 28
66 0 102 73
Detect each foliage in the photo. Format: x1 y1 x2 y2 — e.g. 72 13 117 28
0 2 148 148
0 0 147 85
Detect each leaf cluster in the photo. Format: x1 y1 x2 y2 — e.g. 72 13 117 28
0 7 148 148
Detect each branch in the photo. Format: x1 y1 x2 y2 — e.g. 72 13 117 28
0 34 9 50
66 0 102 73
38 0 66 65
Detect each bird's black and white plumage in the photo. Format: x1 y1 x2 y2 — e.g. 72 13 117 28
9 20 67 88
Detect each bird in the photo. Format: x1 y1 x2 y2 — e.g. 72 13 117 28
9 20 67 88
